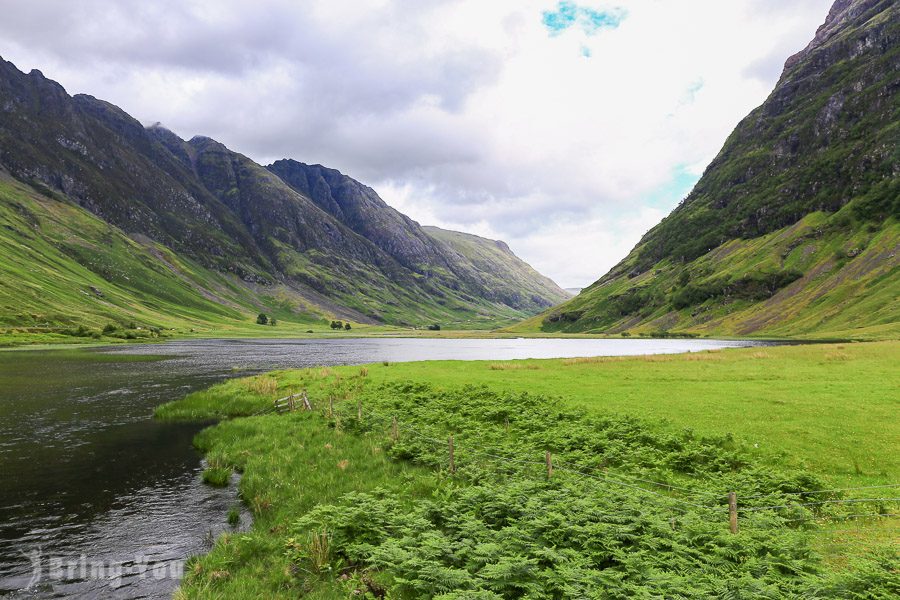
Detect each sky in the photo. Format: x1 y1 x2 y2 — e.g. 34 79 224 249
0 0 834 288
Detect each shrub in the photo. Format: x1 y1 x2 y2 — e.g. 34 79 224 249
256 313 269 325
428 324 441 331
671 270 803 309
344 322 352 330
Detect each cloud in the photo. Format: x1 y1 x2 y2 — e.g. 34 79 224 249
0 0 835 287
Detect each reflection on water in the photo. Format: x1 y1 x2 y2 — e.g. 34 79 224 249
0 337 769 598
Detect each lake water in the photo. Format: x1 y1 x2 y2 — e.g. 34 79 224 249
0 337 770 598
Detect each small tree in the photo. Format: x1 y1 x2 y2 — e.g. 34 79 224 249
330 320 343 330
270 318 278 326
428 324 441 331
344 322 352 330
257 313 269 325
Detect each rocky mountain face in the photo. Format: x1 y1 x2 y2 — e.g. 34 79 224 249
0 59 566 328
535 0 898 339
269 160 568 312
268 159 456 275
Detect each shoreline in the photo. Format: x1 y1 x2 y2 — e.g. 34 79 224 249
0 326 864 352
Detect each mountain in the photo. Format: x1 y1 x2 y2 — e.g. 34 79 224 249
267 160 566 313
0 59 566 336
533 0 899 340
421 226 570 311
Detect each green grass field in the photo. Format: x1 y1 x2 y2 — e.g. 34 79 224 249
340 341 900 489
158 341 899 598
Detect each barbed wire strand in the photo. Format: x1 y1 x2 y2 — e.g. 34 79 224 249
740 498 900 513
738 484 900 500
780 512 900 524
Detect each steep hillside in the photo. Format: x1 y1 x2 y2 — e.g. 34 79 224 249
423 226 569 312
0 58 565 332
0 173 328 342
268 159 458 276
269 160 568 312
536 0 899 339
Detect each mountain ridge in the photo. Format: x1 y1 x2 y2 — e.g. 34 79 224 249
0 58 567 334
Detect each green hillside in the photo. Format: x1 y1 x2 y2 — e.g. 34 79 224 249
0 59 565 339
0 174 328 343
423 226 569 312
0 173 554 344
530 206 898 339
530 0 899 339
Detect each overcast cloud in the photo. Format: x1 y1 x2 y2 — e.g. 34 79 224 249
0 0 833 287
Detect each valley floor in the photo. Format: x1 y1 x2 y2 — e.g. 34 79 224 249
157 341 899 598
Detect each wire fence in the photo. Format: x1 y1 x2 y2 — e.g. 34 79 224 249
263 389 900 531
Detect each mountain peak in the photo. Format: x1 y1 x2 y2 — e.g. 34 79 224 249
783 0 891 73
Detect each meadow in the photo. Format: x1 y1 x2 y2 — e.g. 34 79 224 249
157 341 899 598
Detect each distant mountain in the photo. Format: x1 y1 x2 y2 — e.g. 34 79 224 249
422 226 570 312
268 160 566 312
533 0 898 339
0 59 566 332
564 288 582 297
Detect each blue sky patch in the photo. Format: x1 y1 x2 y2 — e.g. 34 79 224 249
542 2 626 37
645 165 701 210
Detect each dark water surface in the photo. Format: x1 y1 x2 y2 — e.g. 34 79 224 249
0 337 769 598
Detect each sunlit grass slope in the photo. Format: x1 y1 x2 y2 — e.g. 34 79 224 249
526 209 899 340
0 175 539 346
0 176 339 344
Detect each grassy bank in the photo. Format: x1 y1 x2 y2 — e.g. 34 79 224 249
157 342 899 598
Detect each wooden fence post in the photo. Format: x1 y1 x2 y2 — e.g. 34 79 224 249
728 492 738 534
546 451 553 479
448 435 455 474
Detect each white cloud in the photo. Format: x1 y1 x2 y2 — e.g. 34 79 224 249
0 0 834 287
